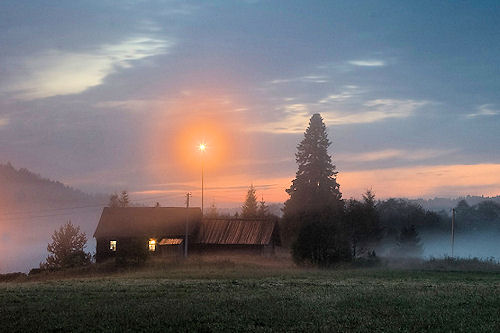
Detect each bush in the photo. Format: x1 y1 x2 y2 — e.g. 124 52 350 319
28 268 43 276
389 225 423 258
115 238 149 267
292 212 351 266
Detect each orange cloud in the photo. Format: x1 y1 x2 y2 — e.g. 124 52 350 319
338 163 500 199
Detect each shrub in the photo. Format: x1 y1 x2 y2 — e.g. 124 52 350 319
292 212 351 266
115 238 149 267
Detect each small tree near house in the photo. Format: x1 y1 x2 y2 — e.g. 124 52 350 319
119 190 130 207
108 190 131 208
44 221 91 270
257 196 269 217
242 184 258 218
108 193 120 207
206 202 218 218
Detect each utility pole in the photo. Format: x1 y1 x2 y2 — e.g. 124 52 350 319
198 143 206 217
185 192 191 258
451 208 455 257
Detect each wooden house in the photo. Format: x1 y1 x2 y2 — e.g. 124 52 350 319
94 207 202 262
94 207 280 262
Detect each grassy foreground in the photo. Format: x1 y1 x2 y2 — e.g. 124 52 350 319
1 256 499 332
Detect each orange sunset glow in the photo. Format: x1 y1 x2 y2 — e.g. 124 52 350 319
145 91 249 178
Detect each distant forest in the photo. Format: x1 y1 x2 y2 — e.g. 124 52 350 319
410 196 500 212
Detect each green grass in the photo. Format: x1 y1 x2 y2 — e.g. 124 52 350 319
1 257 500 332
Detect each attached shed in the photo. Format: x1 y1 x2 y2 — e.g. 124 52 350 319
94 207 202 262
194 218 280 254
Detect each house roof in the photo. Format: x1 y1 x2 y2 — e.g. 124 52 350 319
93 207 202 239
196 218 277 245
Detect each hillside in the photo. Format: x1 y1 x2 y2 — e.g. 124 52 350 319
0 162 104 212
0 162 106 273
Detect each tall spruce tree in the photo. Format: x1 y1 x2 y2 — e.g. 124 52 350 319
284 113 342 216
242 185 258 218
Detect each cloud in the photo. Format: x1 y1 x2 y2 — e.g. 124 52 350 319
326 99 427 125
337 148 458 163
466 104 499 118
94 99 171 112
251 103 311 133
268 75 329 85
348 59 386 67
338 163 500 199
252 99 427 133
318 85 362 103
0 117 8 128
4 37 172 100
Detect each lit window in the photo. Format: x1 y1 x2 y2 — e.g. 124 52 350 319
148 239 156 252
110 240 117 251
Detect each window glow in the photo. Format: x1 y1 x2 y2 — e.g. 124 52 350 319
148 239 156 251
110 240 117 251
159 238 183 245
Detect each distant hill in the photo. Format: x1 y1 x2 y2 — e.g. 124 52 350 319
0 162 105 213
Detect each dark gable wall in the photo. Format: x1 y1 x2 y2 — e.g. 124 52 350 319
96 237 151 263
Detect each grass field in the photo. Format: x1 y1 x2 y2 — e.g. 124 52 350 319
1 256 499 332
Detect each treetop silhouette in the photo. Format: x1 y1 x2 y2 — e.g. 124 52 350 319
284 113 342 216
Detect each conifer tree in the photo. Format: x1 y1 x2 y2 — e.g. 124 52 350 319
392 224 423 258
118 190 130 207
257 195 269 217
108 192 120 207
345 190 383 257
207 202 218 218
284 113 342 216
242 185 258 218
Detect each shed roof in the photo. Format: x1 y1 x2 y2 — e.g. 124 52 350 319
196 218 276 245
93 207 201 238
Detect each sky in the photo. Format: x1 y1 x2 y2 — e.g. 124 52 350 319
1 0 500 208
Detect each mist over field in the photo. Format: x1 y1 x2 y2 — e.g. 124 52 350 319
0 210 102 273
420 230 500 259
